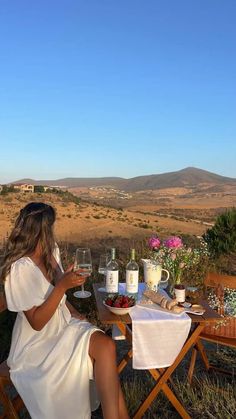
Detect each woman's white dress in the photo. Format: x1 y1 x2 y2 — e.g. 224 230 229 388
4 248 101 419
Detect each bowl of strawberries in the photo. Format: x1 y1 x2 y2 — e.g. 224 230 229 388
103 294 136 315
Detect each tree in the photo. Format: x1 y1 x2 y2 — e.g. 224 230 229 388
203 207 236 256
0 185 8 195
34 185 45 193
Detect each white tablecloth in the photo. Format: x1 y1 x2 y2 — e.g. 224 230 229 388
119 283 191 370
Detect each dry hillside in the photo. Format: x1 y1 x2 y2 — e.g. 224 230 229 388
0 192 208 246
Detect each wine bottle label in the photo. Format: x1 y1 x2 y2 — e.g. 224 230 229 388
106 270 119 293
126 270 139 293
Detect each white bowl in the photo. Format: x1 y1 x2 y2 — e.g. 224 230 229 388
103 301 134 315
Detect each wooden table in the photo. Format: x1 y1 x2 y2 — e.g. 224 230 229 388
93 283 221 419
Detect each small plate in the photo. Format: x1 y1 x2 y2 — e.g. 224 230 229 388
191 304 205 312
185 304 205 315
179 301 192 308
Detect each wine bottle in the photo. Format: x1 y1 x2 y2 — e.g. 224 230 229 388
126 248 139 295
106 248 119 293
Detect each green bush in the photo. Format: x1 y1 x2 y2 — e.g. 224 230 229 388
204 207 236 256
139 223 149 229
34 185 45 193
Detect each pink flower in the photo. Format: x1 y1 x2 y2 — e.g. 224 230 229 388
148 236 161 250
164 236 183 249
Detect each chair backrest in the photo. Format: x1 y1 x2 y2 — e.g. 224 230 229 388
0 279 25 418
204 272 236 289
0 254 7 313
0 294 7 313
204 272 236 316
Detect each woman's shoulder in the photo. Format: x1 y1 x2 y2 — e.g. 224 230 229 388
10 257 36 274
5 256 39 286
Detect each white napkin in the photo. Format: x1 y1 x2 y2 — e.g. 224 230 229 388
129 284 191 369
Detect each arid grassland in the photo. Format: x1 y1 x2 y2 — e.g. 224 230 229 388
1 189 235 419
1 188 230 245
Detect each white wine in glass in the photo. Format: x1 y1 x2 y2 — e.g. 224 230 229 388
73 248 92 298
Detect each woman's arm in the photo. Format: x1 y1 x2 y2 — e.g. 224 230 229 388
24 271 85 331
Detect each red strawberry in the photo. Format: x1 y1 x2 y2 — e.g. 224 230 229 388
105 298 113 306
114 302 121 308
122 303 129 308
116 296 123 302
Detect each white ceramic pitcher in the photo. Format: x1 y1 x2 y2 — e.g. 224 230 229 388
141 259 169 291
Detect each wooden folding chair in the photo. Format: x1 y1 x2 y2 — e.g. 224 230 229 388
0 294 27 419
188 272 236 383
0 360 27 419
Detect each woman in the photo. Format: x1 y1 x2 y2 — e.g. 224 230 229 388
1 202 129 419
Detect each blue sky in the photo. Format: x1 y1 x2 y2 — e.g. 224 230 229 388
0 0 235 183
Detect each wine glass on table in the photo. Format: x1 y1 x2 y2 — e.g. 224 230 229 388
98 254 109 292
73 248 92 298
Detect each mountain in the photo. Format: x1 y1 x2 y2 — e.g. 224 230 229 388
11 177 126 188
123 167 236 192
11 167 236 192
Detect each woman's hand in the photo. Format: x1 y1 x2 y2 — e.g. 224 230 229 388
57 269 86 293
65 264 75 273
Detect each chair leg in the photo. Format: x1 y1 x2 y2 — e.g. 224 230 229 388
188 338 212 384
196 339 210 371
187 347 197 384
117 349 132 374
0 378 19 419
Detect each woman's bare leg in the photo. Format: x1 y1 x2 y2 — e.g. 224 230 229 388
89 331 129 419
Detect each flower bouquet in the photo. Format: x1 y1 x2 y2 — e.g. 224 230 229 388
148 235 208 293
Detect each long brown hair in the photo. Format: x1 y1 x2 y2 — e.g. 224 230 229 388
1 202 56 282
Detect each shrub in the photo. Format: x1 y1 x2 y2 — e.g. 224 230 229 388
34 185 45 193
204 208 236 257
139 223 149 229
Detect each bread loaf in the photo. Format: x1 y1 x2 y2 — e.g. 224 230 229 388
166 299 178 310
161 297 168 309
143 290 180 312
171 305 185 314
143 289 165 305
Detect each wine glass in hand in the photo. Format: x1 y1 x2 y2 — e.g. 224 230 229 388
73 248 92 298
98 254 109 292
